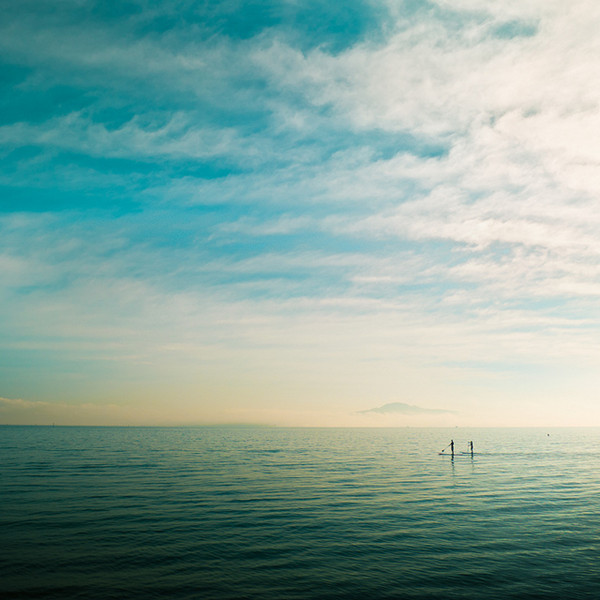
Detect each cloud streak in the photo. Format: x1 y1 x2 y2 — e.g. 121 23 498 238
2 1 600 425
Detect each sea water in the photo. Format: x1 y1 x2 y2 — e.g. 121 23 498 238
2 426 600 599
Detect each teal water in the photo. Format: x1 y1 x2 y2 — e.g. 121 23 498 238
2 426 600 599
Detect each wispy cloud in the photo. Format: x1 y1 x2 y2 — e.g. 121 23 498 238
0 396 172 426
2 1 600 425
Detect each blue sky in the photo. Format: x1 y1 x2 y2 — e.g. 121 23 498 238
2 0 600 426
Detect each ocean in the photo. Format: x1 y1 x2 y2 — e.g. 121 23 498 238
2 425 600 599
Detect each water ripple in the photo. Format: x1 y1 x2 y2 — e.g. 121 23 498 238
3 426 600 599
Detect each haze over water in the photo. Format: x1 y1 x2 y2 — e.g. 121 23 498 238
3 426 600 599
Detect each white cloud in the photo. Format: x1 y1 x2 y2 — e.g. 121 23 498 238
4 1 600 424
0 112 253 162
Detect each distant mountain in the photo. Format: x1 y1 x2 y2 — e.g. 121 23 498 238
359 402 456 415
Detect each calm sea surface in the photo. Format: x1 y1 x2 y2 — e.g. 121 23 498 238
2 426 600 599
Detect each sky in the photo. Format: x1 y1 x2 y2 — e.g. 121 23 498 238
2 0 600 427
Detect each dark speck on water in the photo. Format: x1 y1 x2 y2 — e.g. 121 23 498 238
2 426 600 599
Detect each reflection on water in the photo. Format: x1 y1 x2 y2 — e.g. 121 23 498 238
2 426 600 599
